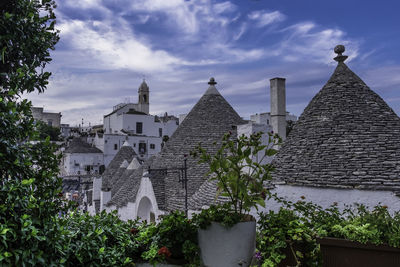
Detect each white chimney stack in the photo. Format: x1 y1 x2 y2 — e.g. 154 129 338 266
270 77 286 140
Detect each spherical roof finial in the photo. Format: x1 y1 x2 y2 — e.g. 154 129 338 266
208 77 217 85
334 44 348 63
334 45 345 55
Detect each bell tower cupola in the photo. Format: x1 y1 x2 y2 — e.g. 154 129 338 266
138 79 149 114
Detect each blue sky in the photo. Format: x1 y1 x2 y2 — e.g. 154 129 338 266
27 0 400 126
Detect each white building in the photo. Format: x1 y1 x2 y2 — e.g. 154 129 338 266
99 80 178 166
250 112 297 126
62 138 104 176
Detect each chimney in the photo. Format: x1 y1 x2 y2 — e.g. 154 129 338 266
270 78 286 140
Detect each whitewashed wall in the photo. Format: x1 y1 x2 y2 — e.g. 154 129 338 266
251 185 400 217
101 175 165 222
63 153 103 175
135 176 165 222
103 135 162 166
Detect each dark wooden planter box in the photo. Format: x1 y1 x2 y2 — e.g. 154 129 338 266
317 237 400 267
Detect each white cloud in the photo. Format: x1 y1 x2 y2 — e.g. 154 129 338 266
138 15 151 24
214 1 237 14
363 66 400 88
35 0 387 126
57 19 183 72
64 0 103 9
275 22 359 64
248 10 286 27
233 23 247 41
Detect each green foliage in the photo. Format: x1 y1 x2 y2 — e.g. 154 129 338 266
192 204 245 229
257 208 321 267
137 211 200 266
0 0 63 265
55 211 139 266
0 0 59 93
35 120 61 141
313 204 400 247
255 199 400 266
192 132 281 217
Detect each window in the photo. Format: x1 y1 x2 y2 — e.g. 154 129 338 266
150 144 155 149
47 120 52 126
136 122 143 134
133 143 136 147
143 95 147 103
114 144 118 150
139 143 146 154
159 128 162 137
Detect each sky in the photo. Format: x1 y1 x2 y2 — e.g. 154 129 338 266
27 0 400 126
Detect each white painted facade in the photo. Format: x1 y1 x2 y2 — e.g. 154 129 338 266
104 173 165 222
250 185 400 217
237 122 273 165
250 112 297 125
101 111 178 166
103 134 163 166
104 106 178 137
62 152 104 175
98 80 178 166
90 133 105 152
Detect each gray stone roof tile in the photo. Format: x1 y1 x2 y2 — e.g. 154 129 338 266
273 60 400 194
101 145 137 191
64 138 103 154
148 81 245 212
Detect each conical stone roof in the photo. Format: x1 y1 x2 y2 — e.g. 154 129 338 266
107 157 154 208
101 144 137 191
148 78 245 211
273 46 400 194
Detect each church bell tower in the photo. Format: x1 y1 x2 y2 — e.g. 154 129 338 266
138 79 149 114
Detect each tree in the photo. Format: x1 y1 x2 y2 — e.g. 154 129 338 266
0 0 65 265
35 120 61 141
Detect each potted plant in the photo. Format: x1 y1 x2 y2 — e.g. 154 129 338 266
191 132 281 267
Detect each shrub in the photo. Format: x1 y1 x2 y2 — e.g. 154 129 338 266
256 199 400 267
56 211 139 266
257 208 321 267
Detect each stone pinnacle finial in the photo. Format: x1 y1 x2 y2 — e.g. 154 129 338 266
334 44 348 63
208 77 217 85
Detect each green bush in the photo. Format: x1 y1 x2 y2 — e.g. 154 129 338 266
255 199 400 267
256 208 321 267
138 211 200 266
56 211 139 266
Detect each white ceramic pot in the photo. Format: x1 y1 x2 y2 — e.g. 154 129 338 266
198 221 256 267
